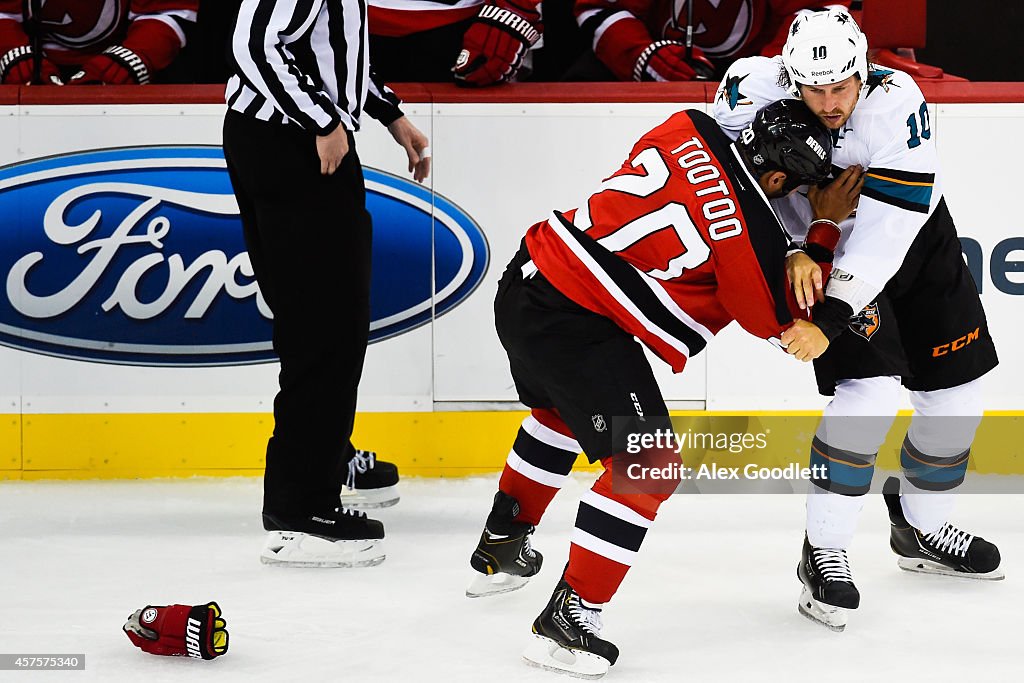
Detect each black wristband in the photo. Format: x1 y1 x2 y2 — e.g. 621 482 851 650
812 296 854 342
802 241 834 264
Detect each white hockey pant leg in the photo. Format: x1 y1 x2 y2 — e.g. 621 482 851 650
806 376 901 549
901 377 985 534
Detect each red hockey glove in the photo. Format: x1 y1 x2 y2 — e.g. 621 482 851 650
633 41 715 82
0 46 62 84
69 46 151 85
124 602 228 659
453 3 541 87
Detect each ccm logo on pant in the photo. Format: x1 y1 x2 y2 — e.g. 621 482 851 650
932 327 980 357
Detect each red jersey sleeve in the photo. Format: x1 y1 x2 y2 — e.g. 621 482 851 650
123 0 197 72
0 2 29 56
574 0 654 80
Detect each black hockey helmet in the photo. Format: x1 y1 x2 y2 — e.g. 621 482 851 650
737 99 832 193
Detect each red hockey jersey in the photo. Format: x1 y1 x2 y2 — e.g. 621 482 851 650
369 0 541 38
524 110 794 373
575 0 850 79
0 0 197 70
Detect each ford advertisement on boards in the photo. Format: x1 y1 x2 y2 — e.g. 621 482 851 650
0 146 488 366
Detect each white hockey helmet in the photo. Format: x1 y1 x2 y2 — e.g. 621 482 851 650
782 7 868 97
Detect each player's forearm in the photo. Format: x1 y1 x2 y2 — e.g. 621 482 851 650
0 13 29 55
576 4 653 80
809 295 854 342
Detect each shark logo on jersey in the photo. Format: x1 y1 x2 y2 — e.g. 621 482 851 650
849 301 881 340
718 74 752 110
866 68 898 98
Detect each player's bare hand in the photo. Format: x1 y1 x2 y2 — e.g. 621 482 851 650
808 165 864 224
316 125 350 176
387 116 431 183
781 320 829 362
786 251 824 309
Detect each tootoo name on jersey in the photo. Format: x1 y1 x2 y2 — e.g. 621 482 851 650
713 55 941 317
522 109 799 374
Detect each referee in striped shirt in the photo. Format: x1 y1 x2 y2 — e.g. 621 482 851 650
223 0 430 567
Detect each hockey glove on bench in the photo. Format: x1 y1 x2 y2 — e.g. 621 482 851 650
453 1 541 86
124 602 228 659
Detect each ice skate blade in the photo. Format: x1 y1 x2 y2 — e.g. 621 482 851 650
466 572 531 598
798 586 848 632
897 557 1005 580
341 485 400 509
522 634 610 679
260 530 385 568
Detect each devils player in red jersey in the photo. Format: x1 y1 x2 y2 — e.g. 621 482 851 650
570 0 850 81
464 100 858 678
368 0 543 85
0 0 197 85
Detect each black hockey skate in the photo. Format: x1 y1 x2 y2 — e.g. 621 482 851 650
522 579 619 679
341 448 400 509
261 507 385 568
467 491 543 597
883 477 1003 580
797 535 860 632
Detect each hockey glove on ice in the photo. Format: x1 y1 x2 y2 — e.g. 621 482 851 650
124 602 228 659
0 46 62 84
633 41 715 81
453 2 541 86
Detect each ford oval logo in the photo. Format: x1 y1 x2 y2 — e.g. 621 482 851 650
0 146 488 366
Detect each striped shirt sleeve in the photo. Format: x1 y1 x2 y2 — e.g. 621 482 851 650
232 0 342 134
363 67 403 125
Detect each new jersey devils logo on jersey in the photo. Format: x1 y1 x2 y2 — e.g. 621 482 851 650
663 0 753 58
27 0 127 49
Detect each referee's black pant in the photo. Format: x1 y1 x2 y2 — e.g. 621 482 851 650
223 111 372 518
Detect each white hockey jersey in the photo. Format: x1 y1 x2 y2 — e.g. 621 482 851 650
712 56 942 311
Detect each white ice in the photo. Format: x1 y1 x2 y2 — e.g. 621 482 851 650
0 475 1019 682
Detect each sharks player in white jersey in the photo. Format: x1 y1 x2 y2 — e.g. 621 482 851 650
713 7 1002 631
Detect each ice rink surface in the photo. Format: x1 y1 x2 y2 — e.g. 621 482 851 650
1 474 1019 682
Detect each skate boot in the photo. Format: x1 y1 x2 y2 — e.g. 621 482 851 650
883 477 1003 580
466 491 543 598
797 535 860 632
261 507 385 568
522 579 619 679
341 449 400 509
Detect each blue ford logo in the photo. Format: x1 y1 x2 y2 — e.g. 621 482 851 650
0 146 488 366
